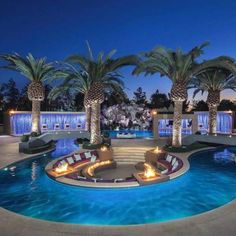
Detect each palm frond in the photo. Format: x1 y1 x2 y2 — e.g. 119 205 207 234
0 53 56 82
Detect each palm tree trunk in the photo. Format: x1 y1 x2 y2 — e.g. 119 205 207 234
90 102 101 144
208 104 217 134
172 100 183 147
85 106 91 132
32 100 41 133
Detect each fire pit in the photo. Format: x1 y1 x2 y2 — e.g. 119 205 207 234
134 162 169 185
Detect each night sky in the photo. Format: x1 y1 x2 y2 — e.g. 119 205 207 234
1 0 236 101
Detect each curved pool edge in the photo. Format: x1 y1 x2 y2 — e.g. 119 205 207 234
1 143 236 235
0 145 56 170
1 187 236 236
167 146 216 180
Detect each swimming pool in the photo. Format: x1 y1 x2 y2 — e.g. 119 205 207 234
0 141 236 225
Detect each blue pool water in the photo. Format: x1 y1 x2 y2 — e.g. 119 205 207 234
103 129 191 138
1 141 236 225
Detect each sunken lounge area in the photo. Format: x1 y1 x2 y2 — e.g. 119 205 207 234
45 146 183 188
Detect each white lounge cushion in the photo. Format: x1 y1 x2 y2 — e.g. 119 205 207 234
66 157 74 165
114 178 123 183
74 154 82 161
161 169 168 174
91 155 97 162
166 154 173 163
85 152 92 159
78 176 86 180
171 157 177 166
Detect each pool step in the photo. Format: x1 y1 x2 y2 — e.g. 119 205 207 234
112 147 149 163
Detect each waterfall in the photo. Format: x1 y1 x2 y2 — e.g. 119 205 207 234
197 112 232 134
10 112 86 135
158 119 192 137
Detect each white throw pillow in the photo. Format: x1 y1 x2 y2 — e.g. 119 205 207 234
74 154 81 161
172 161 178 171
85 152 92 159
66 157 74 165
166 155 172 163
59 160 66 166
91 155 97 162
171 157 176 166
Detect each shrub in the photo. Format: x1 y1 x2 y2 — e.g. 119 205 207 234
102 131 110 138
30 132 41 137
75 138 90 144
21 134 30 142
195 131 201 135
82 142 102 150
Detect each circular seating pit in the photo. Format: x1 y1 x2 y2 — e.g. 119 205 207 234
46 149 184 187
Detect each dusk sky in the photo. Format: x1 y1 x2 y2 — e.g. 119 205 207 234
1 0 236 101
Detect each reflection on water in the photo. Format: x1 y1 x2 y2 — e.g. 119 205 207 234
51 139 79 158
213 148 235 164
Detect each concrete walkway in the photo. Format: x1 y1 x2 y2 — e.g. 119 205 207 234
1 138 236 235
183 134 236 146
0 135 20 145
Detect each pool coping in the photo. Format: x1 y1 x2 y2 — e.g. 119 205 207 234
1 143 236 235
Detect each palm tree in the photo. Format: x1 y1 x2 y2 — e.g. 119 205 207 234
50 43 138 144
48 64 92 132
189 67 236 134
133 42 209 147
0 53 57 133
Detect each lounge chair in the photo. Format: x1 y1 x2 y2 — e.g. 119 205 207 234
64 123 70 130
41 124 48 131
54 123 60 130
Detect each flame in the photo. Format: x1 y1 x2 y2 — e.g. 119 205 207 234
87 160 111 176
152 110 157 115
9 110 15 115
143 163 157 178
55 162 68 173
154 146 160 153
100 146 108 151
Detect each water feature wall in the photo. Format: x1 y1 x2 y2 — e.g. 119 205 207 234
158 119 192 137
197 112 232 134
10 112 86 135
